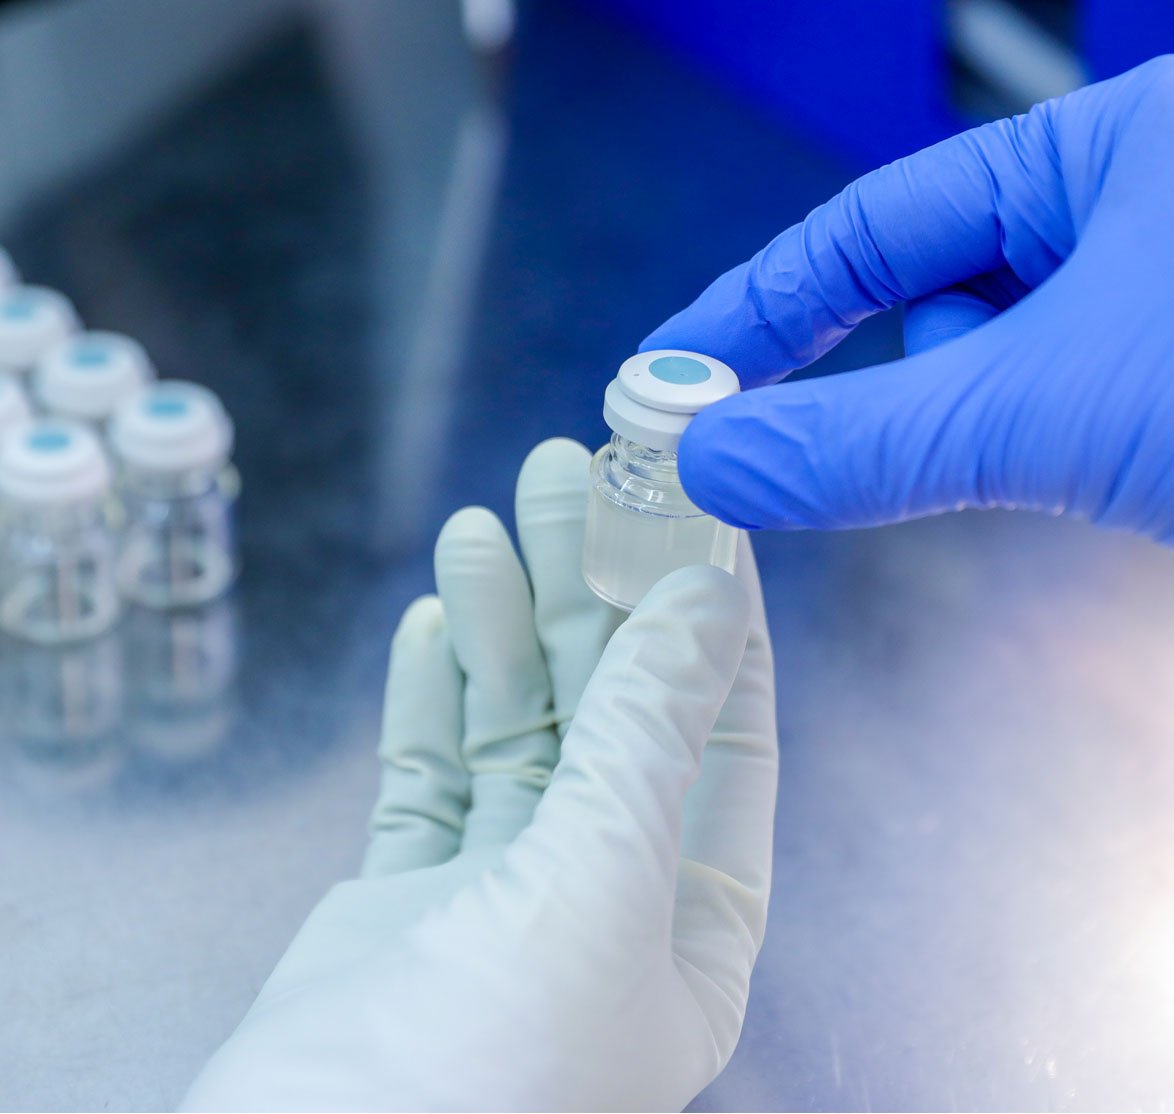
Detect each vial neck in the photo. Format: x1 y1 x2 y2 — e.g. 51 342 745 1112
5 498 107 532
610 434 680 482
122 465 220 499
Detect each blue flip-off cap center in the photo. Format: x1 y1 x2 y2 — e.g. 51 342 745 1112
147 395 189 418
70 342 110 368
2 295 38 321
648 355 711 385
28 428 71 452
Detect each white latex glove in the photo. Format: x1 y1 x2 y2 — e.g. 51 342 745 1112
182 437 778 1112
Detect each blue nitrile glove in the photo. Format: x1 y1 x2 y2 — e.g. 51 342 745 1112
642 57 1174 540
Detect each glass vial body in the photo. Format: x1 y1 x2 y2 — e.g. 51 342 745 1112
583 434 737 612
116 463 238 609
0 500 119 644
2 631 123 753
122 596 238 760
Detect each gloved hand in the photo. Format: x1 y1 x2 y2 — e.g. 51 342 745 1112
181 437 778 1112
642 57 1174 540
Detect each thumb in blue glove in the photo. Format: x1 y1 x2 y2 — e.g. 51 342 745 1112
642 56 1174 542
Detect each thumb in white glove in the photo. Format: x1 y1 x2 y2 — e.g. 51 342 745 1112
181 437 778 1112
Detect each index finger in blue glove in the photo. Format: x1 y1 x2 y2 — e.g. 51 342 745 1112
650 61 1174 541
637 62 1174 386
641 108 1070 386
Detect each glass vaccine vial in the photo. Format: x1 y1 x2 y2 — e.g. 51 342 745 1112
123 596 238 761
582 350 741 612
4 631 123 758
0 286 80 378
0 419 120 644
108 381 238 609
33 332 156 427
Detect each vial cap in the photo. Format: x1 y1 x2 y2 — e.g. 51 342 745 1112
0 286 80 374
603 349 740 451
34 332 157 421
0 419 111 505
109 381 234 474
0 375 32 437
0 248 18 289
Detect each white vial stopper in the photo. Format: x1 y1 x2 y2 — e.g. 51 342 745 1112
109 381 234 474
0 248 18 288
0 419 111 505
602 349 740 451
34 332 156 422
0 286 80 375
0 375 32 439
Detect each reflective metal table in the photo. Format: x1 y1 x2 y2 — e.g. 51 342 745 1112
3 3 1174 1110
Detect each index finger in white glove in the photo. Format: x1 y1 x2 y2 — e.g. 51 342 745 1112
515 438 624 740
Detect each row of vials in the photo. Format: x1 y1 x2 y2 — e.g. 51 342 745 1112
0 247 239 646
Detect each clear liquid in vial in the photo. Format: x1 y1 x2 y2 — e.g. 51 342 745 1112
582 482 738 612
